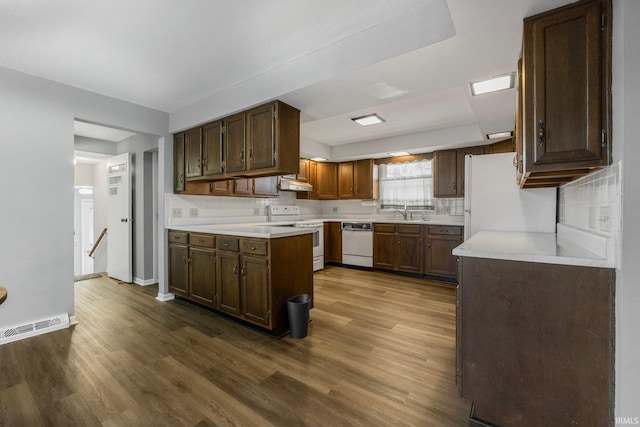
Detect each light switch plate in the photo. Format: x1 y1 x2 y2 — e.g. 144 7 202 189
253 208 260 215
588 207 596 229
171 208 182 218
188 208 198 218
599 206 611 232
333 207 338 213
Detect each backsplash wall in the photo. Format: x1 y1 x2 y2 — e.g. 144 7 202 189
558 161 622 235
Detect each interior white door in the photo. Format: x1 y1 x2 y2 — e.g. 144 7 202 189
80 198 95 275
107 153 132 282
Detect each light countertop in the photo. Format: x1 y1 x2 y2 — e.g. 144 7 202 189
452 229 613 268
168 223 315 239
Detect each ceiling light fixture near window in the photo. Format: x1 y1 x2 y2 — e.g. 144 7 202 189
77 187 93 195
486 131 514 139
310 157 327 162
352 113 385 126
389 151 410 157
470 73 515 96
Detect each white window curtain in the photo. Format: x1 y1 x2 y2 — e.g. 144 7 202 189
379 160 434 210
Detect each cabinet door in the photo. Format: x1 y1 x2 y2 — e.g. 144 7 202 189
202 121 224 177
216 251 241 316
434 150 458 197
168 244 188 297
353 159 374 199
224 113 247 174
185 127 203 179
317 162 338 200
189 247 216 307
426 235 462 278
253 176 279 197
297 159 309 182
373 230 395 270
324 222 342 263
298 160 318 200
338 161 354 199
173 133 186 193
247 104 275 171
233 179 252 196
210 180 232 196
396 231 422 273
456 147 485 197
524 0 609 169
241 255 271 327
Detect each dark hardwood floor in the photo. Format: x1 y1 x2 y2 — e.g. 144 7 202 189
0 266 473 426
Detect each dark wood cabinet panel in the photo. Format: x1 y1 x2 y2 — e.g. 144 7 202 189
241 255 270 327
168 243 188 297
189 247 216 307
185 127 203 180
338 161 354 199
216 251 241 316
210 180 232 196
317 162 338 200
458 256 614 426
297 159 309 183
485 138 514 154
307 160 318 199
224 113 247 174
324 221 342 264
353 159 375 199
373 223 422 273
433 150 458 197
456 146 485 197
202 121 224 177
426 235 461 279
233 179 252 196
247 103 275 171
520 0 611 187
173 133 186 193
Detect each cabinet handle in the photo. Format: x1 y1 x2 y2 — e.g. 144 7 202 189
187 257 192 264
241 265 246 276
202 157 207 169
249 148 253 159
240 150 244 161
233 265 238 275
537 120 545 146
182 255 187 263
224 243 229 247
250 245 256 251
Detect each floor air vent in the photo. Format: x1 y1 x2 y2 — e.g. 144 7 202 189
0 314 69 345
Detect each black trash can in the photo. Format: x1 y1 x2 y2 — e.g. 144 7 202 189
287 294 311 338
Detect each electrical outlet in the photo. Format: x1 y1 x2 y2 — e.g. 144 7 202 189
333 207 338 213
588 206 596 229
171 208 182 218
188 208 198 218
253 208 260 215
599 206 612 232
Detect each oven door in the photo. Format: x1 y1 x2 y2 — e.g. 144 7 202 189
310 226 324 271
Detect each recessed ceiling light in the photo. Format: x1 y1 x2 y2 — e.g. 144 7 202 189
310 157 327 162
486 131 514 139
352 114 385 126
470 73 515 96
389 151 410 157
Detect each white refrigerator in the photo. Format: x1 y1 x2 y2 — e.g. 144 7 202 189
463 153 557 240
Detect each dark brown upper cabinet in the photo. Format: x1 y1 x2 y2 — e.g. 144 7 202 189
224 113 247 174
202 121 224 178
317 162 338 200
434 147 485 198
353 159 375 199
185 127 203 180
174 133 186 193
338 161 354 199
519 0 611 187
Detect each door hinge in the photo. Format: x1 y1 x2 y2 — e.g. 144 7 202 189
601 14 606 29
266 309 271 320
601 129 607 147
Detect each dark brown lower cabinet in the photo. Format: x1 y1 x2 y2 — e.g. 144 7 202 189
425 226 463 279
169 230 313 336
457 256 614 426
324 221 342 264
373 223 422 273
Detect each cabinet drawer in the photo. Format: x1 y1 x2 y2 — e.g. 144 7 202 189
189 233 215 248
427 226 462 236
396 224 422 235
217 236 240 252
168 230 188 244
374 223 395 233
243 239 268 256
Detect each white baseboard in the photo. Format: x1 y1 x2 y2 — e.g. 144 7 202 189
133 277 157 286
0 313 69 346
156 292 175 302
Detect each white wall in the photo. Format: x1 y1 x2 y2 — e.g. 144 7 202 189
612 0 640 417
0 65 168 329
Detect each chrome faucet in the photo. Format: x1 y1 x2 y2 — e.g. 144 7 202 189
395 208 408 220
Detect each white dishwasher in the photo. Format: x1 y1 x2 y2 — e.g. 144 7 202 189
341 222 373 267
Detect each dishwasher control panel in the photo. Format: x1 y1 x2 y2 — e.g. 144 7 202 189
341 222 372 231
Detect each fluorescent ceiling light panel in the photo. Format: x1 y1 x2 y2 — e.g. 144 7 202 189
352 114 385 126
487 131 514 139
389 151 410 157
310 157 327 162
470 73 515 96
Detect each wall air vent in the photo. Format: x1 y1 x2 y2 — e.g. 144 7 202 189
0 314 69 345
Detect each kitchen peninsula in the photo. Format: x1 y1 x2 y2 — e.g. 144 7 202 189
167 223 314 337
453 226 615 426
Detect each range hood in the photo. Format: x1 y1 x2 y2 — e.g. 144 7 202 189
279 179 312 192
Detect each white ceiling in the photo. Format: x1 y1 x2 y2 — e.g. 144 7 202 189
0 0 576 161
